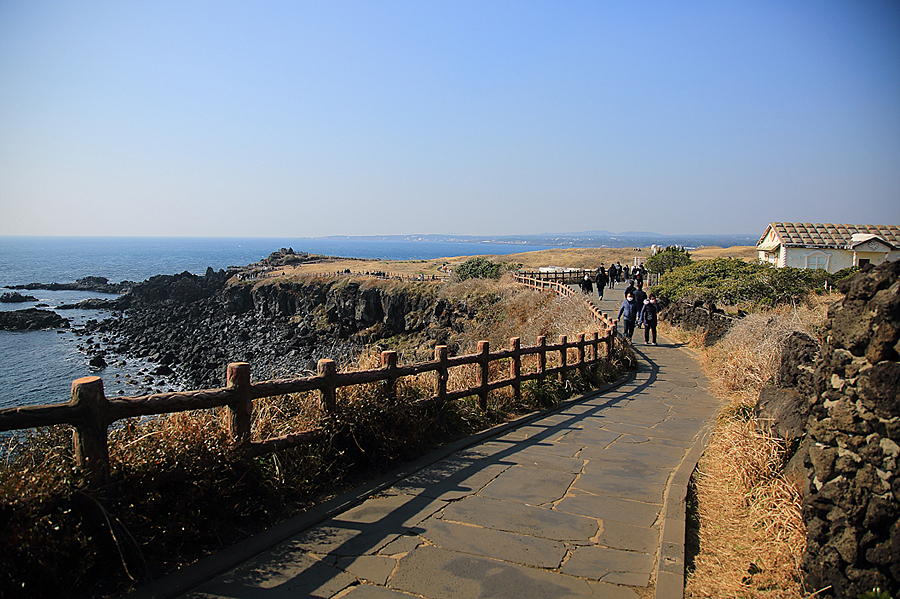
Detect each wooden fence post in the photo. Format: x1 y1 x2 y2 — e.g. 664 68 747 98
71 376 110 486
576 333 585 377
225 362 252 448
510 337 521 402
537 335 546 375
477 341 489 412
381 351 398 399
434 345 448 404
558 334 568 382
607 321 617 357
590 331 599 363
317 359 337 413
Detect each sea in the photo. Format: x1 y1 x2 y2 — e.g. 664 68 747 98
0 236 556 410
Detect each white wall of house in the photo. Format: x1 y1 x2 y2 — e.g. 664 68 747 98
780 248 900 272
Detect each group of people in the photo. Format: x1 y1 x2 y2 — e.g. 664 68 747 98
590 262 646 299
615 280 659 346
580 261 659 346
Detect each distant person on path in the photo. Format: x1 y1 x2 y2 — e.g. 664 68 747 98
623 279 636 301
617 292 638 341
615 262 623 285
640 293 659 345
595 265 608 300
580 274 593 294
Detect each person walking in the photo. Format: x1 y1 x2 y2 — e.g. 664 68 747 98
580 274 593 294
595 265 608 300
640 293 659 345
617 292 638 342
633 280 647 308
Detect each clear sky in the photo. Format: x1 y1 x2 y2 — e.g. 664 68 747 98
1 1 898 238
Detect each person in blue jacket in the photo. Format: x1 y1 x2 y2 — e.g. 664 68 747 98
640 293 659 345
616 292 638 341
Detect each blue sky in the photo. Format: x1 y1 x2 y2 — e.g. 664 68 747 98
1 1 898 238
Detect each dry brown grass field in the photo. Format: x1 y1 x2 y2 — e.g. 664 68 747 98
272 245 758 279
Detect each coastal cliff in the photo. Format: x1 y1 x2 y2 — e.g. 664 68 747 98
84 272 474 389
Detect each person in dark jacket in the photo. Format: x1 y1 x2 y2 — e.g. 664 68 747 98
616 293 638 341
580 274 593 294
595 265 608 300
633 281 647 308
640 293 659 345
623 280 636 301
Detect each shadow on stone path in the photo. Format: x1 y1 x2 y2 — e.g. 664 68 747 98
131 288 721 599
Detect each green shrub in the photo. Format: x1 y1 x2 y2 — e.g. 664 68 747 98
653 258 840 307
645 246 692 275
453 257 503 281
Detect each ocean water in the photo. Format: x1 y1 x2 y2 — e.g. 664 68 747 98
0 236 553 409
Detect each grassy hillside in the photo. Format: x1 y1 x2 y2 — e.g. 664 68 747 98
262 246 758 279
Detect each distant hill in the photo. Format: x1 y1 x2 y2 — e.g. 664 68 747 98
322 231 758 249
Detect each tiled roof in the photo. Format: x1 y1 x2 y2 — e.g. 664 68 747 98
760 223 900 248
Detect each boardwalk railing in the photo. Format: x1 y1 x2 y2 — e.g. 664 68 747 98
0 328 616 485
514 272 617 331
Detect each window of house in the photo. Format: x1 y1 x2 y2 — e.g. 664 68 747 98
809 255 828 269
805 252 830 270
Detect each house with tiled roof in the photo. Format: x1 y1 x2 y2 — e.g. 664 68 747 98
757 223 900 272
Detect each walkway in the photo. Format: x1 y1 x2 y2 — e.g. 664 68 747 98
131 290 721 599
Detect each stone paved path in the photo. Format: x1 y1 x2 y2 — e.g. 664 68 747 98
135 289 721 599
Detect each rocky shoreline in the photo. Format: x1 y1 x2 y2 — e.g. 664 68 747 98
5 258 474 393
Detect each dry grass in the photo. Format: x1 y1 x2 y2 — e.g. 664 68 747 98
687 418 807 598
255 245 759 283
690 246 758 262
675 294 840 599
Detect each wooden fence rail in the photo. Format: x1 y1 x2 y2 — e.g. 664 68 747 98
513 272 616 330
0 328 615 486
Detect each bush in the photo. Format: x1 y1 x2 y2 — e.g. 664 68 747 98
645 246 692 275
453 257 503 281
653 258 842 308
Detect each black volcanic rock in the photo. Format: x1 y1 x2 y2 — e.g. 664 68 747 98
0 308 70 330
83 272 473 390
0 291 38 303
5 276 133 294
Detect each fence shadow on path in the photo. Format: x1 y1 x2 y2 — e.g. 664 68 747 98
131 334 722 599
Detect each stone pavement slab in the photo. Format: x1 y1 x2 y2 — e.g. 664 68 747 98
131 309 720 599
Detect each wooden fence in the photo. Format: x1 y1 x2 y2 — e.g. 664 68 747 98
0 328 616 486
514 272 616 329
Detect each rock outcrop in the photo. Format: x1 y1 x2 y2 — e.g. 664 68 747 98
5 276 133 294
84 274 474 390
755 330 819 443
0 308 70 330
801 260 900 596
0 292 38 303
659 299 737 345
